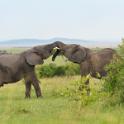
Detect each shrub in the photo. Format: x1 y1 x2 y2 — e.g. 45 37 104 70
55 77 103 107
103 39 124 105
65 63 80 76
54 66 66 76
38 63 80 78
38 63 57 77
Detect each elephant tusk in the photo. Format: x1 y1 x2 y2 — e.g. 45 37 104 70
53 47 60 50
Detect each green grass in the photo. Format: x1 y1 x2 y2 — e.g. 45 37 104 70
0 76 124 124
0 47 29 53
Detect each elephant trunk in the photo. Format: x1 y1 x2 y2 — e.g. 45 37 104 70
52 48 61 61
52 41 66 61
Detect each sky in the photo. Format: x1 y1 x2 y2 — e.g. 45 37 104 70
0 0 124 41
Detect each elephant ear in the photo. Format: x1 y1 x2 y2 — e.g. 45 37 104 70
70 46 87 64
25 51 43 66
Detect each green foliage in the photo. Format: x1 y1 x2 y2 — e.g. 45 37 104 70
38 64 56 77
56 77 104 107
65 63 80 76
104 39 124 105
38 63 80 78
118 38 124 58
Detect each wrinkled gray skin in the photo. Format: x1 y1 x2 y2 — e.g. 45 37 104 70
0 42 57 98
52 41 116 94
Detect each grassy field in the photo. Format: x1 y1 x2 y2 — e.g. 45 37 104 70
0 47 29 53
0 76 124 124
0 47 123 124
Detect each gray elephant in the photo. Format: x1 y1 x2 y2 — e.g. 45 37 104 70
0 42 57 98
52 41 116 94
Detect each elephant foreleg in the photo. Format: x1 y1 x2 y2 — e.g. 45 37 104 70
25 80 31 98
0 80 4 87
32 76 42 98
0 83 4 87
79 76 85 91
85 78 90 96
79 74 91 96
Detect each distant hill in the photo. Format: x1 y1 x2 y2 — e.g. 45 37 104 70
0 38 120 48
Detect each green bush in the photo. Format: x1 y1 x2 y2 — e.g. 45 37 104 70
54 77 104 107
65 63 80 76
38 63 80 78
104 39 124 105
54 66 66 76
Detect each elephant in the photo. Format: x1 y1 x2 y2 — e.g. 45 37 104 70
52 41 117 95
0 42 58 98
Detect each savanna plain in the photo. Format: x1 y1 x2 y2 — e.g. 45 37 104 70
0 47 124 124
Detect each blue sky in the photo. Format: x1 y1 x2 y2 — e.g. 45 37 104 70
0 0 124 41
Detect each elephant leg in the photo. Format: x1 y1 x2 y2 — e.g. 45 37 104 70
32 76 42 98
79 75 91 96
84 78 90 96
0 83 4 87
79 76 85 91
0 81 4 87
25 80 31 98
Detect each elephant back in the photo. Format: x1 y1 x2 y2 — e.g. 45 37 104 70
90 48 116 75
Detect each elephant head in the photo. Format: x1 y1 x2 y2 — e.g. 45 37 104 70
25 42 58 66
52 41 91 64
